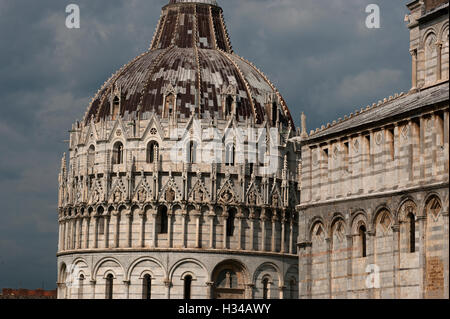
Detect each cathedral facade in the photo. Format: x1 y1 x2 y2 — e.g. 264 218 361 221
296 0 449 299
57 0 449 299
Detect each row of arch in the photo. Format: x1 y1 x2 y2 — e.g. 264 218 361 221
59 202 297 255
88 140 237 167
308 193 445 239
301 192 448 298
58 256 298 299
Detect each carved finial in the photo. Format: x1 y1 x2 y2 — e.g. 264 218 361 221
300 112 308 139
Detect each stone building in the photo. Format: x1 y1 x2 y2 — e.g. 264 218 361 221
57 0 449 300
296 0 449 299
57 0 300 299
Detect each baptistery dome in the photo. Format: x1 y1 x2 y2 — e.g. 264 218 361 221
57 0 301 300
84 0 294 128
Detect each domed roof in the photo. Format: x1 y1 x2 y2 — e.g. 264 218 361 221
84 0 294 128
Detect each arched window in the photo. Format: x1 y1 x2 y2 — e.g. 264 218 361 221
113 142 124 165
271 102 277 126
425 33 438 84
226 210 235 237
359 225 367 258
112 96 120 121
78 274 85 299
146 141 159 164
158 206 168 234
225 96 233 117
408 213 416 253
105 274 114 299
164 94 175 118
184 275 192 299
142 274 152 300
87 145 95 170
262 278 269 299
225 143 235 166
188 141 197 164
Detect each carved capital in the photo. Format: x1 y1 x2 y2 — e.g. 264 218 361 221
164 279 172 288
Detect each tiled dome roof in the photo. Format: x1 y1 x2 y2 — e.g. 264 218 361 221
84 0 294 128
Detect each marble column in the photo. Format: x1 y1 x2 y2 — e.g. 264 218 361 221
123 281 130 299
93 216 99 249
194 212 201 248
222 214 228 249
164 279 171 299
139 209 145 248
249 210 255 251
208 213 215 249
168 213 174 248
289 221 294 254
237 212 243 250
114 210 120 248
181 211 187 248
368 230 376 299
298 242 312 299
281 217 286 253
271 213 277 252
77 216 83 249
418 214 426 299
261 215 267 252
104 215 110 249
206 282 214 299
325 237 332 298
126 210 132 248
84 216 90 249
150 210 157 248
410 49 417 89
345 234 353 299
392 224 400 299
442 210 449 299
245 284 255 299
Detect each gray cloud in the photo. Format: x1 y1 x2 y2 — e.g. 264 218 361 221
0 0 412 289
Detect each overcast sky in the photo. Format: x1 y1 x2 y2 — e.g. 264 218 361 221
0 0 411 290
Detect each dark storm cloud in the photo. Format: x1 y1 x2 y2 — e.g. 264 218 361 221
0 0 411 289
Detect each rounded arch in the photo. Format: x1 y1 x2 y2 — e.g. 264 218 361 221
210 258 250 283
93 257 125 279
169 258 208 282
146 140 159 163
252 262 282 286
186 139 200 164
139 270 155 280
371 204 393 226
96 205 106 215
308 218 326 242
421 28 438 47
126 256 167 281
421 192 443 217
112 140 125 165
103 270 117 279
180 271 198 281
397 198 418 221
59 262 68 282
351 211 369 235
372 206 394 235
329 213 347 237
438 22 449 42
